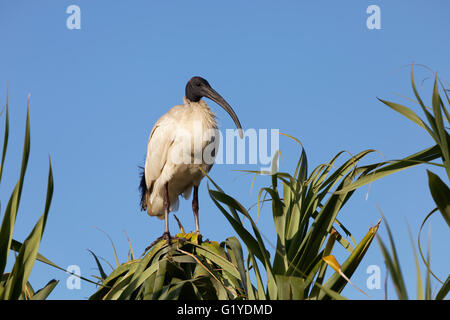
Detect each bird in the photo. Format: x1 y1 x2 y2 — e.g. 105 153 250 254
139 76 243 242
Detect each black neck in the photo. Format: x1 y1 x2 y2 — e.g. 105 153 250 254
186 90 202 102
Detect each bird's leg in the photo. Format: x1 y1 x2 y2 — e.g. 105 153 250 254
192 186 200 234
163 182 171 242
143 185 172 252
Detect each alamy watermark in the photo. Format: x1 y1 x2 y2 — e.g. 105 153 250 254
366 5 381 30
167 125 280 174
366 264 381 290
66 5 81 30
66 5 382 31
66 265 81 290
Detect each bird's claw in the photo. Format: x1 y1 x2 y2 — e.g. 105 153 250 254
144 232 177 252
162 231 172 243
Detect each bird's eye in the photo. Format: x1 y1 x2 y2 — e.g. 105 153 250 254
196 82 201 87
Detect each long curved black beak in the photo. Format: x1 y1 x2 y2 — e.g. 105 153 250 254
203 87 243 139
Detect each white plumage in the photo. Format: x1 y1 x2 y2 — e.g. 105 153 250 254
140 76 242 238
144 98 217 218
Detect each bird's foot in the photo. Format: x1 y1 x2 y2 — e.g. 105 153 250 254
162 231 172 243
144 232 177 252
190 230 202 244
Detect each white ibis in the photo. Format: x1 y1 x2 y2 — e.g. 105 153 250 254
140 76 243 241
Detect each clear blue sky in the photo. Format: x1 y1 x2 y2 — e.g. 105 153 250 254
0 1 448 300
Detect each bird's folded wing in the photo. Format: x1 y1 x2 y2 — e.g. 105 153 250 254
144 117 176 189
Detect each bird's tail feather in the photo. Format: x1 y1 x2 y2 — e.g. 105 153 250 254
139 166 148 211
183 186 192 200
